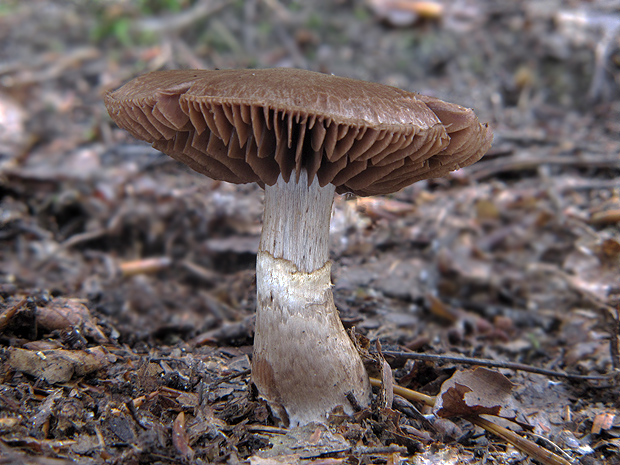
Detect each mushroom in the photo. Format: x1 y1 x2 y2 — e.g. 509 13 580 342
104 68 493 426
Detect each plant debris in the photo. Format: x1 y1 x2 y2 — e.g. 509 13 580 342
1 0 619 463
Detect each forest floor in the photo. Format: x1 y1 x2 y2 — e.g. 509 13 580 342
0 0 619 464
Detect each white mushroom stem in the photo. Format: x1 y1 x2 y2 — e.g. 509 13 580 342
252 170 371 427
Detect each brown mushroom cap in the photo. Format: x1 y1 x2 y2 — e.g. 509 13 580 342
104 68 492 196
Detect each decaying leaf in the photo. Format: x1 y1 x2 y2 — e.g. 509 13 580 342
0 299 26 332
36 298 107 343
592 412 615 435
379 358 394 409
376 340 394 409
254 423 350 461
31 389 63 433
599 238 620 260
172 411 194 461
8 346 116 384
373 407 422 454
249 454 302 465
433 367 526 426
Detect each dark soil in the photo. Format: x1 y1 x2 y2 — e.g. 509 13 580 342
1 1 619 464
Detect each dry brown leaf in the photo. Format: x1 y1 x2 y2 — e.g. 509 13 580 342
592 412 616 435
8 346 115 384
172 411 194 461
600 238 620 261
426 293 459 323
433 367 526 427
0 299 25 332
36 298 107 343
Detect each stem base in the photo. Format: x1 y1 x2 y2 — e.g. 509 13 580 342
252 172 371 426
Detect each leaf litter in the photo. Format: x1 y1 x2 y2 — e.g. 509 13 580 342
1 0 620 463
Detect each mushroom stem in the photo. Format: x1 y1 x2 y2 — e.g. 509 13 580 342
253 170 371 426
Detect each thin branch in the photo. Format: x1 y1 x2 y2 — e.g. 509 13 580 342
471 416 573 465
207 368 251 388
135 0 231 34
611 307 620 370
467 154 620 181
61 228 108 250
378 350 611 381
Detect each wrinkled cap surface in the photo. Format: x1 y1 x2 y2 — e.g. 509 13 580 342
104 68 492 196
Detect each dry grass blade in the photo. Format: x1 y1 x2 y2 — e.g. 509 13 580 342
369 377 435 407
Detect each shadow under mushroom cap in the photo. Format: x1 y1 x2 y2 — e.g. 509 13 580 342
104 68 493 196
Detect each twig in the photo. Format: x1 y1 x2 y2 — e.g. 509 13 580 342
34 228 109 267
590 209 620 226
527 262 616 316
61 228 108 250
351 445 408 456
172 37 208 69
467 154 620 181
611 307 620 370
0 47 100 86
471 416 573 465
181 260 218 283
527 432 578 464
246 424 288 434
118 257 172 277
378 351 611 381
555 178 620 193
260 0 294 23
135 0 232 34
207 368 251 388
557 9 620 102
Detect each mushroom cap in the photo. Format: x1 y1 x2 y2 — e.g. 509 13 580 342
104 68 492 196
